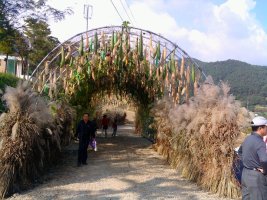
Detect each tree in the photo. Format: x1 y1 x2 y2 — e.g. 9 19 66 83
24 18 60 72
1 0 72 31
13 31 30 76
0 0 72 73
0 25 15 72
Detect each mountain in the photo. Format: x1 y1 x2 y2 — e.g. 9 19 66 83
194 59 267 109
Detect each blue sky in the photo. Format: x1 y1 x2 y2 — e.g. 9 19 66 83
253 0 267 31
48 0 267 66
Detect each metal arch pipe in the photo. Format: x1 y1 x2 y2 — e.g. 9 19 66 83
31 25 206 81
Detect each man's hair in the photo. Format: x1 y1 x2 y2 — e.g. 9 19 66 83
83 113 89 116
252 125 266 131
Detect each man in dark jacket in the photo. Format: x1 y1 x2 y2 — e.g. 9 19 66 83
238 116 267 200
76 113 91 166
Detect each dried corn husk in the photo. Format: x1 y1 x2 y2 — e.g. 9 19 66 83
180 57 185 79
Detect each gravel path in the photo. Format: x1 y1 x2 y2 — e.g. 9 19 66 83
8 125 232 200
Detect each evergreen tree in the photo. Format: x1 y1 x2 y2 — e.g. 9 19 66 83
24 18 60 71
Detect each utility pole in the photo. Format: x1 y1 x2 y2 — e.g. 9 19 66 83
83 4 93 31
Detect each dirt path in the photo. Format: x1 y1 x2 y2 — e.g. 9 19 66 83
8 125 232 200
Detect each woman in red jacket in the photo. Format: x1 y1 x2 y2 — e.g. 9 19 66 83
101 115 109 138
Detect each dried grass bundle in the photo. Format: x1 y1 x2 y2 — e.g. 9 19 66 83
152 76 251 198
0 82 75 198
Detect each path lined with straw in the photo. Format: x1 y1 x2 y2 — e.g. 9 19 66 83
8 125 231 200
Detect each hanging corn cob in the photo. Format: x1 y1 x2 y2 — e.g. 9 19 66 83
87 61 91 76
94 32 98 54
53 69 57 98
133 37 139 72
37 72 42 92
149 34 155 59
89 38 93 52
65 45 72 61
171 51 175 80
101 31 105 49
191 64 195 83
118 37 123 68
139 31 143 61
42 73 46 87
100 50 105 60
186 66 190 103
176 81 181 104
180 56 185 79
127 31 130 52
194 70 200 95
49 70 53 98
69 57 74 69
79 36 84 56
85 32 89 50
144 47 148 62
63 73 67 91
60 46 65 67
91 65 95 80
111 31 115 51
112 33 121 57
155 41 161 68
59 67 64 83
165 63 169 86
161 46 167 66
45 61 49 75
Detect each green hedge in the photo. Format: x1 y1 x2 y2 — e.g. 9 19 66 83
0 73 19 112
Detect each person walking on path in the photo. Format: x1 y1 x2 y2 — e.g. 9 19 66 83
238 116 267 200
76 113 91 166
101 114 109 138
112 118 118 137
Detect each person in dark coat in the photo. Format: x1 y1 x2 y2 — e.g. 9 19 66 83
238 116 267 200
111 118 118 137
101 114 109 138
76 113 91 166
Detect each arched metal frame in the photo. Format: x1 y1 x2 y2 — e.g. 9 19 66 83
30 26 206 102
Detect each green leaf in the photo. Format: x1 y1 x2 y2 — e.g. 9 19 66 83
79 35 84 56
156 41 161 60
89 38 93 52
44 84 49 94
101 50 105 60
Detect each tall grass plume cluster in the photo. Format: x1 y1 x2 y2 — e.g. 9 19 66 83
152 77 251 198
0 82 75 198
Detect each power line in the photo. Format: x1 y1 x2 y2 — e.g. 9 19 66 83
124 0 138 26
119 0 134 25
110 0 124 22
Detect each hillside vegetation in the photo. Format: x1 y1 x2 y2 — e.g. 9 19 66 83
196 59 267 110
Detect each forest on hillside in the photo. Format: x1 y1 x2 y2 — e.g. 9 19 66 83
195 59 267 111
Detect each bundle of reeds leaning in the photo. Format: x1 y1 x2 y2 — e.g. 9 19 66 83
152 76 251 198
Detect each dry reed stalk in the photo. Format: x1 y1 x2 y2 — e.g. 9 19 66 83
0 82 75 198
45 61 49 75
152 77 250 199
180 57 184 79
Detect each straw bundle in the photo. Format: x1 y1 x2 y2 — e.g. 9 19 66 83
0 82 75 198
152 76 251 198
